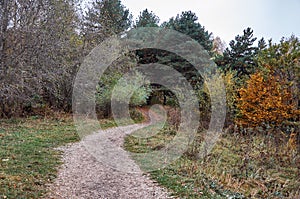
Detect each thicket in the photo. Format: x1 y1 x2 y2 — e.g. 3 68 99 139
1 0 299 149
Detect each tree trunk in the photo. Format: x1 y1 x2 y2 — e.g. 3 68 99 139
0 0 9 75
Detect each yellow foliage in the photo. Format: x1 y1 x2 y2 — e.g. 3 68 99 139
237 72 299 127
287 131 298 151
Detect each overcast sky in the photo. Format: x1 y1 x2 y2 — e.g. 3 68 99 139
122 0 300 45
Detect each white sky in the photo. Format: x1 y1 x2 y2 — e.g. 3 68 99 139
122 0 300 45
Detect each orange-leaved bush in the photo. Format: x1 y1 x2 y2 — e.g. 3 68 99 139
237 72 298 128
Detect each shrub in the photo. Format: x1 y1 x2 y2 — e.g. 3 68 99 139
237 72 299 128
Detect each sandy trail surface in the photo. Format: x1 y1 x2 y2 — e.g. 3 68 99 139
45 109 174 199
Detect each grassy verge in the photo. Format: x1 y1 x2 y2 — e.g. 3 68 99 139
0 115 119 198
124 126 300 198
0 107 144 198
124 126 241 198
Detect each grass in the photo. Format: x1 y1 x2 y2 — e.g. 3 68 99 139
124 126 243 198
124 123 176 153
1 109 298 198
0 115 119 198
150 159 245 199
124 126 300 198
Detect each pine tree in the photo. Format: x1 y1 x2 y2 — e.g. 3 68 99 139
162 11 213 52
133 9 160 66
133 11 214 105
134 9 159 28
257 37 267 50
256 36 300 113
84 0 132 46
217 27 258 77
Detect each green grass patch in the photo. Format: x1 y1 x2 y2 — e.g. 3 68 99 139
0 108 145 198
0 116 79 198
0 117 116 198
124 123 175 153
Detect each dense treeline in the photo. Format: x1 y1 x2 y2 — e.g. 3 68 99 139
0 0 299 143
0 0 82 116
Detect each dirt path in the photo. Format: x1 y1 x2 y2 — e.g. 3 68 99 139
45 110 174 199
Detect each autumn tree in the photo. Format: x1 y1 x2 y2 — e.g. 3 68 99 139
237 72 298 128
214 28 262 123
256 36 300 111
212 36 226 55
0 0 81 117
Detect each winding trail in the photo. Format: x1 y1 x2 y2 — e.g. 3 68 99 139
45 108 174 199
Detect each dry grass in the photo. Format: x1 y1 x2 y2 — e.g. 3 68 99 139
125 121 300 198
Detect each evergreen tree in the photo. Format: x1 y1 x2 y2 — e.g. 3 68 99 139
162 11 213 51
258 37 267 50
155 11 213 87
217 27 258 77
134 9 159 28
256 36 300 112
133 9 160 67
84 0 132 46
133 11 214 106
